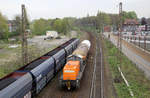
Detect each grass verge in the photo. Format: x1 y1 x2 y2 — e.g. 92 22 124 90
0 45 56 78
103 37 150 98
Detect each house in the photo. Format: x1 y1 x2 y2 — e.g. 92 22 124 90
8 20 17 32
123 19 139 32
104 26 111 32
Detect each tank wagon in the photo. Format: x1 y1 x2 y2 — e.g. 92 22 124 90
59 40 91 90
0 38 79 98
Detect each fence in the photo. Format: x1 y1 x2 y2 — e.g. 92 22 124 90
122 35 150 52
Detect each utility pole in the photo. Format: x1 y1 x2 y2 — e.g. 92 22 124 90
21 4 28 65
118 2 123 52
117 2 123 67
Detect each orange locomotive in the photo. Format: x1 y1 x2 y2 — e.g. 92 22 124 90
59 40 91 90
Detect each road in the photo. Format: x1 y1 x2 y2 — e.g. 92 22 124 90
28 31 78 49
0 35 70 66
28 35 70 49
104 32 150 79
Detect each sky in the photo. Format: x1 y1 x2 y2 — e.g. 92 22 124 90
0 0 150 20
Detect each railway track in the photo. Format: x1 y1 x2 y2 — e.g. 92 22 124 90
37 32 105 98
90 34 104 98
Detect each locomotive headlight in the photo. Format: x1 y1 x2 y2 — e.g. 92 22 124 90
64 70 75 73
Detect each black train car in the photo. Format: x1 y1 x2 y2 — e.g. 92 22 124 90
0 73 32 98
0 38 79 98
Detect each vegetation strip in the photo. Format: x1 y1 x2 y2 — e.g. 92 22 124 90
103 37 150 98
0 45 56 78
118 66 134 97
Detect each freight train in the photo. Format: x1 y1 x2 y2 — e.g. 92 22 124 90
59 40 91 90
0 38 79 98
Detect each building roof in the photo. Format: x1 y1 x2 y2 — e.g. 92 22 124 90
124 19 139 25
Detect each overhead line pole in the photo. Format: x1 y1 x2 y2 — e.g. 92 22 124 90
119 2 123 52
117 2 123 55
117 3 135 97
21 4 28 65
117 2 123 68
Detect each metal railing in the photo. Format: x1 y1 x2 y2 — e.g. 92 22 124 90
122 35 150 52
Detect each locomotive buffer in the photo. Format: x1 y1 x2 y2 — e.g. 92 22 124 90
59 40 91 90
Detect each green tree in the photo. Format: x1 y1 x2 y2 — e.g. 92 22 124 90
109 14 119 29
31 18 51 35
127 11 137 19
61 18 71 34
13 15 21 36
51 18 72 35
0 12 8 40
122 11 137 22
97 11 111 31
52 19 62 33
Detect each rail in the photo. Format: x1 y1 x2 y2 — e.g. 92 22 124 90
90 37 97 98
100 37 104 98
90 34 104 98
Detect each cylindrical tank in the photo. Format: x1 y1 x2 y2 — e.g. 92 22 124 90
72 40 91 60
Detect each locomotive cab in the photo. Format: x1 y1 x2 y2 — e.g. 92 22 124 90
62 61 80 90
63 61 80 80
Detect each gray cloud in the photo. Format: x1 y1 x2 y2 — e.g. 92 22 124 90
0 0 149 20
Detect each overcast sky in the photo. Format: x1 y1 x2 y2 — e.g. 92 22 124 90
0 0 150 20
